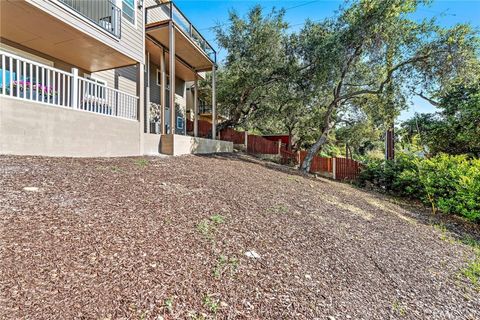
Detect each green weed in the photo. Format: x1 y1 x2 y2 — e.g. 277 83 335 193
164 297 174 313
196 219 211 239
203 294 219 314
134 158 149 167
210 214 225 224
213 255 239 278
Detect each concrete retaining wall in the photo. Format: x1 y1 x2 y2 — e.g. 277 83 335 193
0 96 141 157
160 134 233 156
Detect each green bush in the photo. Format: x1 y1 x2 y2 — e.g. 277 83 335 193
418 155 480 221
358 153 423 198
358 153 480 222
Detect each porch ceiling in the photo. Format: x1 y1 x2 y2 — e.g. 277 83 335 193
0 0 136 72
146 38 204 81
146 22 214 72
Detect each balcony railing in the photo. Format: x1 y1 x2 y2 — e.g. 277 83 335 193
146 2 216 63
0 51 138 120
59 0 121 38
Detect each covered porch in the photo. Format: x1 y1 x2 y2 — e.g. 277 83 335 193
144 2 222 155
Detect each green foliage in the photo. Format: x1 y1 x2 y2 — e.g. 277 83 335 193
212 6 289 129
359 154 480 222
209 214 225 224
134 158 149 167
203 294 220 314
213 255 239 278
358 153 422 198
417 155 480 221
401 82 480 157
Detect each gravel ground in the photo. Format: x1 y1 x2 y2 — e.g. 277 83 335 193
0 154 479 320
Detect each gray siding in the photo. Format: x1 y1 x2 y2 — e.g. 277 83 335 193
93 65 138 96
27 0 144 64
145 0 170 24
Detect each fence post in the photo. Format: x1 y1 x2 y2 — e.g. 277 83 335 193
278 139 282 155
71 67 78 109
332 157 336 180
244 131 248 149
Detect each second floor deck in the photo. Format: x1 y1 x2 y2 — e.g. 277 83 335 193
145 2 216 73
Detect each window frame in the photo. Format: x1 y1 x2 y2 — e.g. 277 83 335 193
120 0 136 26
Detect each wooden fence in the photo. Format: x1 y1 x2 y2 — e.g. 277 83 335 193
281 149 361 181
247 135 279 154
186 119 212 138
334 157 362 180
298 151 333 174
280 147 299 165
220 127 245 144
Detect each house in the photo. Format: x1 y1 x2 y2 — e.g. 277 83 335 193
0 0 232 157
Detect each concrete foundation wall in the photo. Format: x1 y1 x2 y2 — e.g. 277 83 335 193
0 97 141 157
143 133 162 155
160 134 233 156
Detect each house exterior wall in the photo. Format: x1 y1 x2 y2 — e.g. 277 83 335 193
93 65 138 97
0 96 141 157
26 0 144 64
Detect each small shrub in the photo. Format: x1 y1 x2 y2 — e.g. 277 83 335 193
134 158 149 167
164 297 174 313
359 153 480 222
196 219 211 239
210 214 225 224
203 294 219 314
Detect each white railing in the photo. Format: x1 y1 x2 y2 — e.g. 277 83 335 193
0 51 138 120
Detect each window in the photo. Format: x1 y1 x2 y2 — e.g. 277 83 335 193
122 0 135 25
176 116 184 129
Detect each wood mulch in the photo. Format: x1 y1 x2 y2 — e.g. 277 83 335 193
0 154 479 319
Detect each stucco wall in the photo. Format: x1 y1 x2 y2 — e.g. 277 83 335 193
159 134 233 156
0 97 141 157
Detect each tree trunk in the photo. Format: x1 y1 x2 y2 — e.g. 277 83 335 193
287 128 293 151
300 101 337 172
300 125 331 172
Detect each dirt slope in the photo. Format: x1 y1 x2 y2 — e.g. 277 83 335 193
0 154 478 319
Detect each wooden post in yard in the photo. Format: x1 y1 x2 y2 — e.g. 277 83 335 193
278 139 282 155
332 157 337 180
244 131 248 149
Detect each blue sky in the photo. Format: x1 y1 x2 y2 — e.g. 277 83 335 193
175 0 480 121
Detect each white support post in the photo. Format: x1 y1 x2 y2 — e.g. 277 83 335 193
71 67 78 109
244 130 248 148
169 21 176 135
146 52 151 134
278 139 282 155
211 65 216 140
160 48 166 135
193 78 198 137
137 61 145 155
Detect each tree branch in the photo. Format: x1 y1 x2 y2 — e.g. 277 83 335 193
414 91 440 106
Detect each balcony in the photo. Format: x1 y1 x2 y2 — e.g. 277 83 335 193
59 0 121 38
0 0 136 72
145 2 216 73
0 50 138 120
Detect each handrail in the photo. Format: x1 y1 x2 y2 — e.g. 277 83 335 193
145 2 217 64
81 76 139 99
58 0 121 38
0 50 138 121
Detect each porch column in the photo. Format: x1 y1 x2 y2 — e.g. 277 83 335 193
193 77 198 137
137 61 145 155
211 65 216 140
146 52 151 134
169 20 176 135
160 48 166 134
